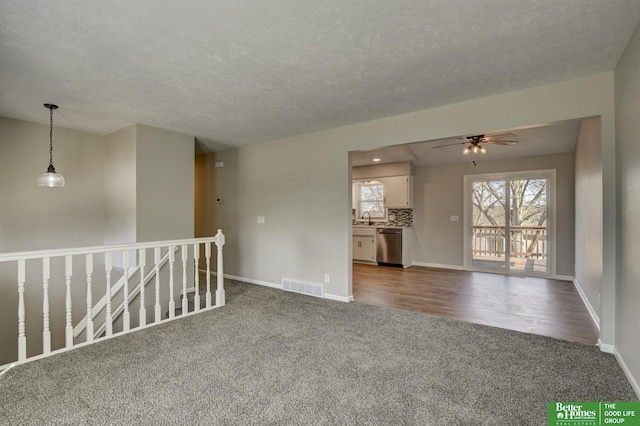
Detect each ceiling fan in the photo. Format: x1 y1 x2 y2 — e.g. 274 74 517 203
432 133 519 155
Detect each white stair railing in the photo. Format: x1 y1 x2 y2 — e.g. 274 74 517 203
73 247 174 341
0 230 225 369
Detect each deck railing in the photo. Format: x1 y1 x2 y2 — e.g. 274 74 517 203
0 230 225 369
472 225 546 259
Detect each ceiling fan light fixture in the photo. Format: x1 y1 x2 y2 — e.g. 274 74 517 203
480 146 487 154
37 103 65 188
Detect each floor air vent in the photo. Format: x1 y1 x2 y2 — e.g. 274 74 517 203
282 279 324 298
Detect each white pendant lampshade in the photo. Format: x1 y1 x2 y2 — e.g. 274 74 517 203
37 166 66 187
37 103 65 187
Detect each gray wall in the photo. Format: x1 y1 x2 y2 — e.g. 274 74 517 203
136 124 195 242
104 123 195 245
412 152 575 276
0 117 107 365
0 117 107 252
614 22 640 394
104 124 137 246
352 162 414 179
574 117 603 324
195 154 217 238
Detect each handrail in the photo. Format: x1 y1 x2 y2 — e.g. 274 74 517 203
472 225 547 259
0 236 220 263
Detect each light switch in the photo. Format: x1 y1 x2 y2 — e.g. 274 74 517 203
257 216 265 224
450 215 460 222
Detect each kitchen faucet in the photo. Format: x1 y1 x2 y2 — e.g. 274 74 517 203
361 211 372 226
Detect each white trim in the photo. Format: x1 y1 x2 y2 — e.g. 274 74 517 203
0 236 220 263
207 270 354 303
209 271 282 289
0 363 16 377
412 261 464 270
614 347 640 399
324 293 354 303
573 278 600 330
598 339 614 353
553 275 574 281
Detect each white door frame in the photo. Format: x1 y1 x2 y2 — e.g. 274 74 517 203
463 169 557 277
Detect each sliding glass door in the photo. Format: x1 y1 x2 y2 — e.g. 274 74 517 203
465 170 554 276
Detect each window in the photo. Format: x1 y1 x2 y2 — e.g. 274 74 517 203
357 182 386 220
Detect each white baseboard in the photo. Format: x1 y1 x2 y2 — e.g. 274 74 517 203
573 279 600 331
411 261 464 270
204 270 353 303
598 338 614 353
324 293 354 303
554 275 574 281
209 271 282 289
614 347 640 399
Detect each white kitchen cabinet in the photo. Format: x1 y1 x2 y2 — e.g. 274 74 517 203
352 227 376 262
381 176 413 208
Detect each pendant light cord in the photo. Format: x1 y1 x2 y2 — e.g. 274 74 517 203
49 106 54 167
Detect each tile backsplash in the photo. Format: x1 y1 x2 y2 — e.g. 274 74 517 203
353 208 413 227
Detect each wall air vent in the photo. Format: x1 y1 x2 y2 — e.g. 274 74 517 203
282 278 324 298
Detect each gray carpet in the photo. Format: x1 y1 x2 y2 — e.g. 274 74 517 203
0 281 636 425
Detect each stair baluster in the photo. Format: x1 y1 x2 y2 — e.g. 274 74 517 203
65 256 73 347
193 244 200 312
42 257 51 354
181 245 188 315
154 247 161 323
17 260 26 361
105 252 113 337
86 254 94 343
205 242 212 308
168 246 175 319
139 249 146 327
122 251 130 332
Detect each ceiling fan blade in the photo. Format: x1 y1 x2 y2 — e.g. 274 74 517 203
484 140 518 145
483 132 518 141
432 142 466 149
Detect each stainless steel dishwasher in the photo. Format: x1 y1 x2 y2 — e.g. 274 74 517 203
376 228 402 266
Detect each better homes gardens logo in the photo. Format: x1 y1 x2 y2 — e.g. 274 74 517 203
549 402 640 425
553 403 597 424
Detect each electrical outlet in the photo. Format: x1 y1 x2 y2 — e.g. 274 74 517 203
324 274 330 283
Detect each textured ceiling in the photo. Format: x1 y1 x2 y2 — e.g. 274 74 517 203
1 1 639 149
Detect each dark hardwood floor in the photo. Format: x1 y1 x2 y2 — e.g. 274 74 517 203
352 263 599 345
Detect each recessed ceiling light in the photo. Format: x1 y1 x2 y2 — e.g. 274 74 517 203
372 158 381 162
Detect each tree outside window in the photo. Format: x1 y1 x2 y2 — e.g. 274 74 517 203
358 183 386 220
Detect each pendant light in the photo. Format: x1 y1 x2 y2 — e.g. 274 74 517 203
37 104 65 187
